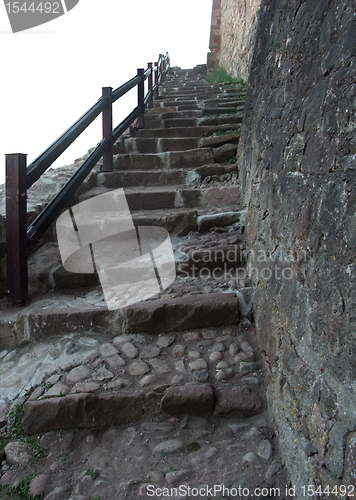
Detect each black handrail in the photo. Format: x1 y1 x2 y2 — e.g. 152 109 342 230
5 52 170 302
26 97 107 189
112 75 141 102
27 138 110 248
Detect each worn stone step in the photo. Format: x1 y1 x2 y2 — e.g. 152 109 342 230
204 99 245 108
124 185 240 211
181 101 245 112
116 137 201 154
131 207 199 234
113 148 214 170
145 108 244 124
79 183 240 212
147 108 243 121
131 206 243 234
202 107 243 116
161 86 219 94
96 169 200 189
138 127 204 138
155 97 244 110
113 134 239 155
11 292 240 344
153 115 244 129
177 243 245 276
145 117 197 129
137 124 241 139
199 114 244 127
97 160 237 190
160 92 216 99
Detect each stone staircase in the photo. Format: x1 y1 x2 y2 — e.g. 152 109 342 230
80 67 244 233
1 66 251 345
0 67 290 500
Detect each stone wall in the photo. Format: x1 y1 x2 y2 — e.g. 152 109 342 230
238 0 356 492
207 0 261 81
207 0 221 71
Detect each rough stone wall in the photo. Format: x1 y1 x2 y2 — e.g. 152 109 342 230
220 0 261 80
207 0 221 71
207 0 261 80
238 0 356 492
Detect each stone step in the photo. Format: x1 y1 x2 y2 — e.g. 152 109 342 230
146 117 198 129
138 126 204 138
79 184 240 211
161 85 219 94
158 92 246 105
138 123 241 139
200 131 240 148
199 114 244 127
162 83 216 91
131 206 243 233
177 101 245 111
131 205 242 233
112 147 215 170
154 98 245 109
96 169 200 189
116 137 201 154
159 90 234 101
202 106 244 116
123 185 240 211
9 292 241 344
145 114 243 129
146 108 244 121
111 143 237 171
97 160 238 189
114 133 239 155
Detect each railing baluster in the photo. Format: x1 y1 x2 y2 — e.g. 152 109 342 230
154 61 159 99
102 87 113 172
6 153 28 302
137 68 145 129
147 63 153 108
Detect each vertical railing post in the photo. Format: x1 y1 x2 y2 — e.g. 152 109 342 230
154 61 159 99
137 68 145 129
159 54 163 88
163 57 166 83
6 153 28 302
102 87 113 172
147 63 153 108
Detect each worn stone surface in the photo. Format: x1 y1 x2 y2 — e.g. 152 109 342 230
207 0 261 80
160 384 214 415
126 293 240 334
214 387 262 417
4 441 33 465
22 393 146 434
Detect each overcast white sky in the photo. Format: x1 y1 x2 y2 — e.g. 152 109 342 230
0 0 212 185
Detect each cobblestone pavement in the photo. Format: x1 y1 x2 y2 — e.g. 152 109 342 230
0 323 289 500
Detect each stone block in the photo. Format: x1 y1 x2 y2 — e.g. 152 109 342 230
160 384 214 415
125 293 239 334
214 387 262 417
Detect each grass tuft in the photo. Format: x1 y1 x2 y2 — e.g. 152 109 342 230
206 67 246 85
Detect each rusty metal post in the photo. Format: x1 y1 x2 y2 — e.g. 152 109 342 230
6 153 28 302
154 61 159 99
147 63 153 108
137 68 145 129
102 87 113 172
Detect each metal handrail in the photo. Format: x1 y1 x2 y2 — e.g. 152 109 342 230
5 52 170 302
